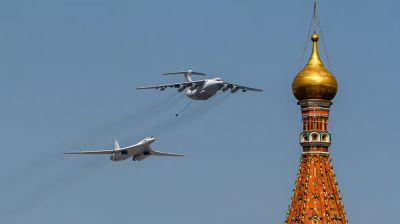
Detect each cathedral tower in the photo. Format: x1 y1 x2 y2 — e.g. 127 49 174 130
285 2 347 223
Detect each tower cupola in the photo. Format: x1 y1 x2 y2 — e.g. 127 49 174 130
292 32 338 101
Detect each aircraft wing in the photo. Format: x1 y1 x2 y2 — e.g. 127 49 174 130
137 80 206 90
64 149 114 155
150 149 184 157
223 82 263 92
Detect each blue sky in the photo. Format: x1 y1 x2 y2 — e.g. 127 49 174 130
0 0 399 223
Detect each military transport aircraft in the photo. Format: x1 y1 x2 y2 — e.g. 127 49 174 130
64 137 183 161
137 70 263 100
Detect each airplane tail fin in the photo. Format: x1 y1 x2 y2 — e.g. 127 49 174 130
162 70 207 82
114 140 120 151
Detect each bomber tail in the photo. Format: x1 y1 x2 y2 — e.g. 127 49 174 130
162 70 207 82
114 140 120 151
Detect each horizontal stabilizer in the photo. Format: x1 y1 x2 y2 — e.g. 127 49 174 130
163 70 207 76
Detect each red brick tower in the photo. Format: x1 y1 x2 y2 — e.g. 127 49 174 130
285 2 348 224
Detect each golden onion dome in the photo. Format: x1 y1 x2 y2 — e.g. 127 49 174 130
292 32 338 101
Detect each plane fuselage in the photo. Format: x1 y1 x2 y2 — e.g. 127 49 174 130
185 78 224 100
110 137 155 161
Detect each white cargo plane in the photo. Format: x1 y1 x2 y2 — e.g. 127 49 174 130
137 70 262 100
64 137 183 161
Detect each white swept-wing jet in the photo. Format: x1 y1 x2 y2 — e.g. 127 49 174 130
64 137 183 162
137 70 262 100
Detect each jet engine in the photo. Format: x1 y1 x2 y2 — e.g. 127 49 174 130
132 156 139 161
231 86 239 93
242 88 247 92
221 85 230 92
177 85 186 92
132 152 149 161
189 85 198 91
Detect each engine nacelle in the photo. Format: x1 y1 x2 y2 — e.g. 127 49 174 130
189 85 198 91
177 85 186 92
221 85 230 92
160 86 166 91
110 154 122 161
133 155 141 161
132 152 148 161
242 88 247 92
231 86 239 93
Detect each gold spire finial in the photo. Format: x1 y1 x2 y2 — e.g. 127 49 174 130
308 32 322 66
291 2 338 101
311 32 319 42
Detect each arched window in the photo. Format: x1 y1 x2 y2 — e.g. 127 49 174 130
300 133 308 143
322 133 330 142
310 132 320 142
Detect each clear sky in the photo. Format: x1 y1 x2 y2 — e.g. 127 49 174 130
0 0 399 223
